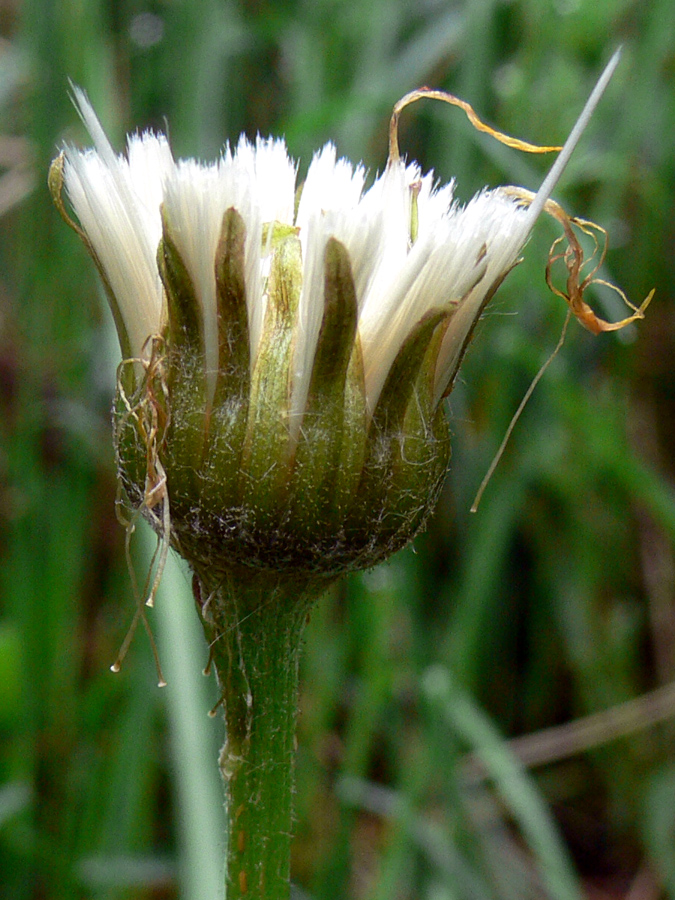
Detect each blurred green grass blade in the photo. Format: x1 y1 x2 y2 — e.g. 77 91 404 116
341 565 409 774
643 765 675 896
423 665 583 900
0 782 31 828
164 0 248 157
79 654 158 863
76 853 174 893
443 475 526 691
338 776 496 900
142 522 226 900
306 562 414 897
386 9 464 93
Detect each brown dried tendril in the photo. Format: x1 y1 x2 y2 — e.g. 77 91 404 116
112 335 171 685
503 187 654 334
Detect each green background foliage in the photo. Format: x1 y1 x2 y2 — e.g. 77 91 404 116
1 0 674 897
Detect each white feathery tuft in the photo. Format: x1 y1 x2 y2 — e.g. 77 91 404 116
63 53 620 424
64 88 173 359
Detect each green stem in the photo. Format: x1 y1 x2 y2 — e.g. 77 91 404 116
195 570 324 900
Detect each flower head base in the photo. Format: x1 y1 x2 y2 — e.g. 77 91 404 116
50 54 649 589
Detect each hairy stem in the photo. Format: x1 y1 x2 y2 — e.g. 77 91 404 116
195 571 323 900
